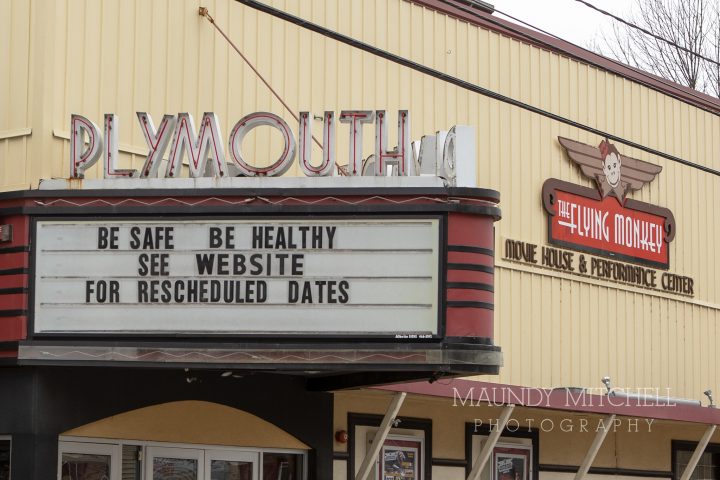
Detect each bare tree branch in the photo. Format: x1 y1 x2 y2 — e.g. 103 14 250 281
593 0 719 97
707 2 720 97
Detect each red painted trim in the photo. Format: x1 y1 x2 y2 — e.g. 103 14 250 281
0 316 26 341
447 214 494 247
375 378 720 425
0 350 18 358
445 308 494 337
447 288 493 303
447 251 493 266
0 293 27 310
409 0 720 115
0 253 29 269
0 275 27 289
447 270 493 285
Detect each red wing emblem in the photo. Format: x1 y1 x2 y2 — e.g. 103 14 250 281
558 137 662 204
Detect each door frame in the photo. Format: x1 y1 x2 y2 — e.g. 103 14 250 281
145 446 205 480
58 437 308 480
57 441 121 480
205 449 259 480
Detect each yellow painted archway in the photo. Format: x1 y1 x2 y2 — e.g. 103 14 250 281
62 400 309 449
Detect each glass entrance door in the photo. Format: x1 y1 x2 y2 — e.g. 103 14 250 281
145 447 259 480
60 442 275 480
58 442 120 480
146 447 204 480
206 451 258 480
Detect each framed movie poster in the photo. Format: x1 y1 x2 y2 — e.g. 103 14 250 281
377 436 423 480
492 444 532 480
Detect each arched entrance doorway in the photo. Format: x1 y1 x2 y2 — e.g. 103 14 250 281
58 401 308 480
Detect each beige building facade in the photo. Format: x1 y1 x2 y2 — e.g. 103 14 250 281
0 0 719 479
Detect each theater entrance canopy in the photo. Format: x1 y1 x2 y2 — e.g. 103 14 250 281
1 175 502 389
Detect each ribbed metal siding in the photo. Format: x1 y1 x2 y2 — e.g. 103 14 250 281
0 0 31 190
2 0 718 399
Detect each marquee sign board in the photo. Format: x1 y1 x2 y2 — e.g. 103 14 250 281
543 137 676 269
33 218 440 337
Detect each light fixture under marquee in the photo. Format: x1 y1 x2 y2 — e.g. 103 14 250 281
0 224 12 243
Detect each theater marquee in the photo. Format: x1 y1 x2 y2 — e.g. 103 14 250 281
13 109 503 379
33 218 440 337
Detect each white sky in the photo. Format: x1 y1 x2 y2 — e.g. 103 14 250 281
490 0 631 50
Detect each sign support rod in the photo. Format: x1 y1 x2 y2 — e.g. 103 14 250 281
680 425 717 480
466 404 515 480
355 392 406 480
574 414 616 480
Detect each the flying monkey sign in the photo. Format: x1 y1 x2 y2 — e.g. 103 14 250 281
542 137 676 269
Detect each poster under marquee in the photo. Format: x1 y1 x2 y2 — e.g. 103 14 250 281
376 436 423 480
492 444 532 480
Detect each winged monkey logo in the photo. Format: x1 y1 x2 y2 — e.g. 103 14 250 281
558 137 662 204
